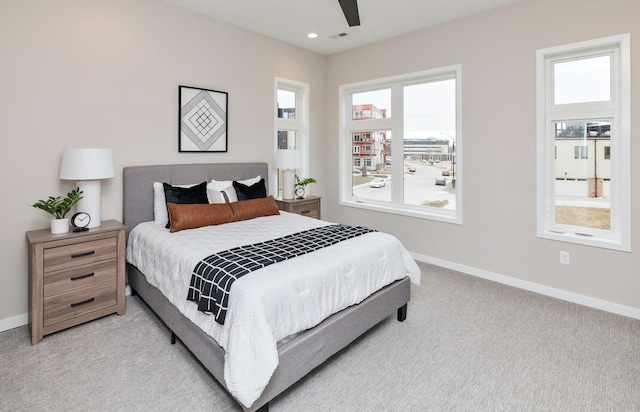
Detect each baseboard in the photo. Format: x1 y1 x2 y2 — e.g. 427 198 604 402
0 313 28 333
411 252 640 320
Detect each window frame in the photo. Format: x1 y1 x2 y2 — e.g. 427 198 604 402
339 65 463 224
536 34 630 251
274 78 309 197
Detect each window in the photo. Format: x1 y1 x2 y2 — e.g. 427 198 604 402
339 66 462 223
536 34 630 251
275 78 309 197
573 145 588 159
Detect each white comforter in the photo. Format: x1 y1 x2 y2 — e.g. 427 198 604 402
126 212 420 407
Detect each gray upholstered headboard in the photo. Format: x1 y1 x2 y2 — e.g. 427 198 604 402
123 163 269 238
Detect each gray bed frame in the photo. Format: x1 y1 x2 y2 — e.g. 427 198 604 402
123 163 411 412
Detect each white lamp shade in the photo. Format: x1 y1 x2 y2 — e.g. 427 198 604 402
59 148 114 228
275 149 301 170
59 148 114 180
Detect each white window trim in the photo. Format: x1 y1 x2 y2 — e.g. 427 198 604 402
339 65 463 224
536 34 630 251
274 78 310 196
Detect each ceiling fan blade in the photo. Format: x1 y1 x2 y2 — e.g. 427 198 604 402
338 0 360 27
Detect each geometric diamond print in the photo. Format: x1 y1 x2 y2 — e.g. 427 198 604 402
180 90 227 151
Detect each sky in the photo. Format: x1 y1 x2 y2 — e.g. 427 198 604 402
351 79 456 140
554 55 610 104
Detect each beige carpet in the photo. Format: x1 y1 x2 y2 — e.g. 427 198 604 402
2 263 639 411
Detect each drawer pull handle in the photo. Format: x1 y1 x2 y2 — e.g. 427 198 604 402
70 272 95 281
301 210 311 214
71 250 95 259
70 298 95 308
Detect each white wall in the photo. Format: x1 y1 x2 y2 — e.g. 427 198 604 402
0 0 326 328
324 0 640 313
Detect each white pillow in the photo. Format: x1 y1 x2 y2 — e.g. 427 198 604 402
209 175 261 190
207 184 238 204
207 175 261 204
152 182 197 226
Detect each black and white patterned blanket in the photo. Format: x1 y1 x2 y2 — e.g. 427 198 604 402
186 224 376 325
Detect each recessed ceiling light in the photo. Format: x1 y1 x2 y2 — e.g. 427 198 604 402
307 33 318 39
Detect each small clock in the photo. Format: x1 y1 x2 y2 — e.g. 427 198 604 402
295 186 305 199
71 212 91 232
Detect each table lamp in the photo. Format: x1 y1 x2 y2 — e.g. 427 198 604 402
275 149 301 200
59 148 114 228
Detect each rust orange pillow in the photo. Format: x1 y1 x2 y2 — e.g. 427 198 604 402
167 196 280 233
230 196 280 222
167 202 233 232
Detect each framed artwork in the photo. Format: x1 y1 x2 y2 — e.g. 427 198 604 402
179 85 228 152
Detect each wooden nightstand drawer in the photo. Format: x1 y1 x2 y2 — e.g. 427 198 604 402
290 202 320 218
276 196 321 219
43 279 117 327
44 260 117 298
43 237 117 273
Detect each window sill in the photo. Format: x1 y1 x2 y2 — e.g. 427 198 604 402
339 198 462 225
537 230 630 252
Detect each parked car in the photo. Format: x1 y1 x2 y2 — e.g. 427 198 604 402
442 170 450 176
370 178 386 188
352 168 360 175
435 176 447 186
408 167 416 173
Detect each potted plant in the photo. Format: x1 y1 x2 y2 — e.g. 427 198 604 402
30 188 83 234
294 175 317 199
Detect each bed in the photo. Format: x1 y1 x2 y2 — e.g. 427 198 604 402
123 162 420 411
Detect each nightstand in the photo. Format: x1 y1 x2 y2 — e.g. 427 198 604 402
26 220 126 345
275 195 321 219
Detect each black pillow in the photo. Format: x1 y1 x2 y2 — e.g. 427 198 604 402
233 178 267 201
163 182 208 228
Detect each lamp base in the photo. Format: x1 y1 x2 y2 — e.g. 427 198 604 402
76 180 102 228
282 169 295 200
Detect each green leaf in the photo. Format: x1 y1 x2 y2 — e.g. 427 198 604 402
295 175 317 187
30 188 83 219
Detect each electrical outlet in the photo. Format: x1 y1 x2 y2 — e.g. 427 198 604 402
560 251 570 265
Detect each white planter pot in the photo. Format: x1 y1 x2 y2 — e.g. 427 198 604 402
51 218 70 234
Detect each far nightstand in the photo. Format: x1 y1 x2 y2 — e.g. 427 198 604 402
275 195 321 219
26 219 126 345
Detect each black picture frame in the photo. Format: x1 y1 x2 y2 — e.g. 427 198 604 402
179 85 228 152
